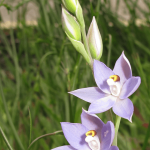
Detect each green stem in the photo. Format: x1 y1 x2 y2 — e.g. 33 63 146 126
10 28 21 121
107 34 112 67
80 26 93 69
106 34 113 122
28 130 62 150
107 109 113 122
56 38 66 73
96 0 101 23
113 115 121 146
71 55 82 122
68 91 72 122
0 126 13 150
0 76 25 150
40 0 51 34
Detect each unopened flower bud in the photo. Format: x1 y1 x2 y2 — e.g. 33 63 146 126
62 0 78 15
87 17 103 60
62 6 81 41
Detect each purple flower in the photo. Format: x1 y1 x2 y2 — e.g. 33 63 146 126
69 52 141 122
52 109 119 150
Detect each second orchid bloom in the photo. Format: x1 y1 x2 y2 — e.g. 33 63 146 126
70 52 141 122
52 109 119 150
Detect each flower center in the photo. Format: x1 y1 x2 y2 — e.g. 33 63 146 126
86 130 97 137
85 130 100 150
107 75 121 97
109 75 120 82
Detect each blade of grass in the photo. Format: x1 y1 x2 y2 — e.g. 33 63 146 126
40 51 55 66
28 130 63 150
134 40 150 56
0 29 13 58
0 126 13 150
10 27 21 121
71 55 82 122
107 34 112 67
0 74 25 150
40 0 51 34
106 34 113 123
142 119 150 150
28 108 32 145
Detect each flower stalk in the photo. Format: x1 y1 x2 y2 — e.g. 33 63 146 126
62 0 93 67
112 115 121 146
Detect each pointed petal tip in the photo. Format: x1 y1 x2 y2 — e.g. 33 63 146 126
92 16 96 23
129 114 133 123
113 51 132 85
68 90 77 95
93 16 96 19
112 98 134 122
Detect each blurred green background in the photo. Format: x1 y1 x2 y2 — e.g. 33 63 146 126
0 0 150 150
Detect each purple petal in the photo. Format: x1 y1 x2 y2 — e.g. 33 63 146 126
88 95 117 114
69 87 106 103
113 52 132 85
112 98 134 122
93 60 114 94
109 146 119 150
61 122 89 150
119 77 141 99
52 145 76 150
81 108 104 139
101 121 115 150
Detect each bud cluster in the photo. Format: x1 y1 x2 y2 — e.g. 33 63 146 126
62 0 103 66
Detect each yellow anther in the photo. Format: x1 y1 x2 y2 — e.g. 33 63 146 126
86 130 97 137
109 75 120 82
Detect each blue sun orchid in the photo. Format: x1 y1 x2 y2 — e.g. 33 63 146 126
69 52 141 122
52 109 119 150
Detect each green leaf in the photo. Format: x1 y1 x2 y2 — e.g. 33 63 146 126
40 51 55 66
28 108 32 145
28 130 63 150
142 119 150 150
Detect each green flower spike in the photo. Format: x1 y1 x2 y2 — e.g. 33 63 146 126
62 0 85 28
62 7 91 65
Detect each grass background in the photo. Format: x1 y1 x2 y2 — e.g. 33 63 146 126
0 0 150 149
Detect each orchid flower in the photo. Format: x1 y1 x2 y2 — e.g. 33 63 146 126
52 109 119 150
69 52 141 122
